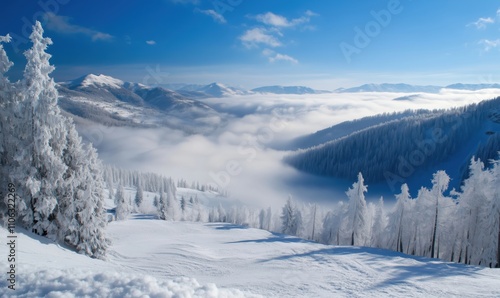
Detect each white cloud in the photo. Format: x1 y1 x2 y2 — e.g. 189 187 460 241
256 12 290 27
195 9 226 24
479 39 500 51
241 10 318 57
240 28 282 48
269 53 299 64
43 13 113 41
262 48 275 56
262 49 298 64
468 17 495 29
146 40 156 45
255 11 318 28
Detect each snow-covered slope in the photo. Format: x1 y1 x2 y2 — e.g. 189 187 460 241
0 225 257 298
251 85 328 95
3 220 500 297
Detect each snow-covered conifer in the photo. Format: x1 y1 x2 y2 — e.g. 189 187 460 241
115 184 129 221
345 173 369 246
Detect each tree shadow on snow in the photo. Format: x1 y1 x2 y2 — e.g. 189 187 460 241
253 244 485 286
205 223 249 230
226 232 315 245
130 214 158 220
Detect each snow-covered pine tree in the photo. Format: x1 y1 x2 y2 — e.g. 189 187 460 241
72 143 108 258
280 196 302 236
430 171 450 259
134 184 144 211
456 158 491 265
477 156 500 267
345 173 369 246
157 191 167 220
321 202 345 245
0 34 14 207
387 184 412 253
281 196 295 235
21 21 68 237
115 184 129 221
370 197 387 248
166 186 179 221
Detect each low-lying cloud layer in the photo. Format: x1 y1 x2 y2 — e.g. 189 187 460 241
81 89 500 208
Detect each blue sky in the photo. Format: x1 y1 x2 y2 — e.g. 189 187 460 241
1 0 500 89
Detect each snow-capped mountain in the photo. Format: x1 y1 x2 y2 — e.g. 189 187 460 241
57 74 224 133
63 73 125 89
251 85 329 95
196 82 248 97
336 83 442 93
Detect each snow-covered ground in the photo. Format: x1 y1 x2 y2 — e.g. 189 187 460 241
2 218 500 297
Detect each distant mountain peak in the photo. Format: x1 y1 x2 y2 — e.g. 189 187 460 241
251 85 324 95
336 83 442 93
66 74 124 89
197 82 247 97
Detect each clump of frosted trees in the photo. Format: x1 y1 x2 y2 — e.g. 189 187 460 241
0 22 107 258
280 157 500 268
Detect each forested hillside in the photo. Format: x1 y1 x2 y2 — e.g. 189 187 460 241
285 97 500 190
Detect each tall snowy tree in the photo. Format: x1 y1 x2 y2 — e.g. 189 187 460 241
115 184 129 221
281 197 295 235
387 184 412 253
134 184 144 211
478 156 500 267
0 34 15 206
370 197 387 248
166 187 179 221
157 191 167 220
69 143 108 258
281 196 302 236
20 21 68 237
345 173 369 246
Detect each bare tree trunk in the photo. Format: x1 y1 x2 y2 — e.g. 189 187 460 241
431 201 438 259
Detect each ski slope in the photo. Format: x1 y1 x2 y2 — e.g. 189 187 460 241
2 218 500 297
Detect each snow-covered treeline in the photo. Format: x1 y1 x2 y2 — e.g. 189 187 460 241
267 157 500 268
285 97 500 184
0 23 107 258
102 165 225 197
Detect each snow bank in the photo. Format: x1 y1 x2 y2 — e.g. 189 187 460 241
5 268 259 298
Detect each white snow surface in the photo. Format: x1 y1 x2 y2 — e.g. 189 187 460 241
2 218 500 297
